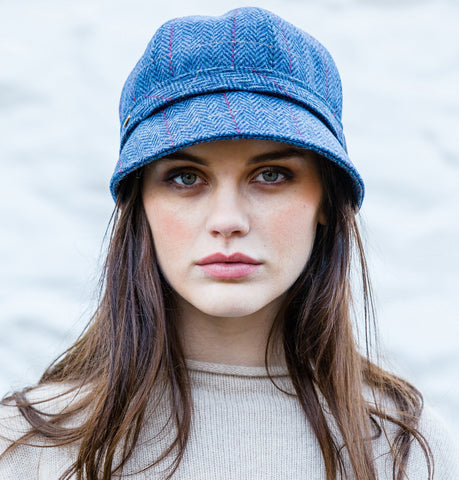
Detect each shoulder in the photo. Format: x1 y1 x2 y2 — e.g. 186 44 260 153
415 405 459 479
0 382 88 424
371 399 459 479
0 383 87 480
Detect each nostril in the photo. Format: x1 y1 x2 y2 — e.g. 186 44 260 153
206 210 250 238
209 223 249 238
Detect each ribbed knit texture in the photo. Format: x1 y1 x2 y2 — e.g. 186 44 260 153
0 360 458 479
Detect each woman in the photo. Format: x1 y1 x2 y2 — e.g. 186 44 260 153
0 6 457 480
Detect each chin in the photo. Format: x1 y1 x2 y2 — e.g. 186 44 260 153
186 286 284 320
176 283 287 320
196 300 266 319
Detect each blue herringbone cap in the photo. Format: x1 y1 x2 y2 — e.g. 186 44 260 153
111 7 364 208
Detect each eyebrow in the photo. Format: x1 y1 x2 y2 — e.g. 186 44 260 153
161 147 309 165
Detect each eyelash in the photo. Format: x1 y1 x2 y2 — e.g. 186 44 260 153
164 167 293 188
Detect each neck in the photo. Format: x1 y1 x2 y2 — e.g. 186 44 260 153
176 298 285 367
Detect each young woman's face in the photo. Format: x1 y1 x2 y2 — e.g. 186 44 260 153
142 139 325 319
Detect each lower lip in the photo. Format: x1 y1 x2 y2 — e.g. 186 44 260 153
198 262 260 279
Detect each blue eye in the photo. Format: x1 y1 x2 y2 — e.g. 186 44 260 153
254 168 289 183
177 172 198 185
168 170 205 186
261 170 280 182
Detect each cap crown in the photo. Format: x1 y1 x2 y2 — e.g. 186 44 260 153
119 7 345 152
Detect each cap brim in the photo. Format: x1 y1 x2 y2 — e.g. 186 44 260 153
111 91 364 207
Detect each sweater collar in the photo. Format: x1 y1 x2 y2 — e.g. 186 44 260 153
185 359 289 378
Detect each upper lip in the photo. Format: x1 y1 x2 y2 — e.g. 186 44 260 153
196 252 262 265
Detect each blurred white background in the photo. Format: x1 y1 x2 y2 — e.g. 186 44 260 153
1 0 458 444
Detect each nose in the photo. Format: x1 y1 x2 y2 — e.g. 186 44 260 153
205 184 250 238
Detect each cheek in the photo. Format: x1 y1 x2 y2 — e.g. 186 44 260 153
145 199 196 261
259 197 318 254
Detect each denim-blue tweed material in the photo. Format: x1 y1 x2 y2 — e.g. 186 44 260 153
111 7 365 207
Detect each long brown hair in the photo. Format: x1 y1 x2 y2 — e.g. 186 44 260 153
1 153 433 480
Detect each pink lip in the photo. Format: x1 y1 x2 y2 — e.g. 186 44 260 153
196 252 262 279
196 252 261 265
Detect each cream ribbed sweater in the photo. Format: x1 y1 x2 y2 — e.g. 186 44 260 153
0 360 458 479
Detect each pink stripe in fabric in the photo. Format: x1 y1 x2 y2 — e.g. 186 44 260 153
275 19 292 74
169 20 176 76
285 102 304 142
143 94 174 101
162 110 175 146
223 93 242 134
231 9 238 68
321 53 329 101
250 68 293 99
250 68 303 141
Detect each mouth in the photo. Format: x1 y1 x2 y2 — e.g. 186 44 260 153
196 252 262 279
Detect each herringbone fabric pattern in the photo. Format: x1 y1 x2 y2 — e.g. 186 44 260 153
111 7 364 207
